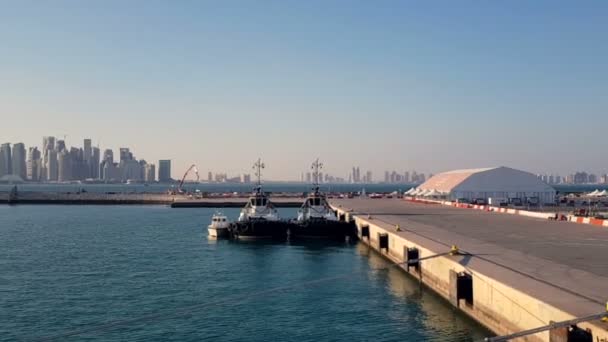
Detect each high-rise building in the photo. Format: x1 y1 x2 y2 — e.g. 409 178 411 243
144 164 156 182
241 174 251 183
384 171 390 183
83 139 92 178
12 143 27 180
27 147 41 181
91 147 100 179
366 170 372 183
121 159 143 182
306 172 312 183
56 140 66 152
120 148 132 162
0 143 12 177
83 139 92 161
404 171 410 183
158 160 171 182
47 150 58 181
208 171 213 182
41 136 56 182
57 150 71 182
103 149 114 163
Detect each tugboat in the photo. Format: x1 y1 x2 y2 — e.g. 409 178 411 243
207 212 230 238
229 159 286 239
289 159 356 239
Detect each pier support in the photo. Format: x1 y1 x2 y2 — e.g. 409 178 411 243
360 225 370 239
405 247 420 273
449 271 473 308
378 233 389 251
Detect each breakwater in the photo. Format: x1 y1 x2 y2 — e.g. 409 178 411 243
0 191 305 207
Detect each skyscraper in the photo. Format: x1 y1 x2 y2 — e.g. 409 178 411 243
41 136 56 182
91 147 100 179
144 164 156 182
27 147 41 181
12 143 27 180
103 149 113 163
120 148 132 162
83 139 92 178
158 160 171 182
56 140 66 152
47 150 58 181
58 150 71 182
0 143 12 177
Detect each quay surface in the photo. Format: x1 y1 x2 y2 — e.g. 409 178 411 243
331 198 608 341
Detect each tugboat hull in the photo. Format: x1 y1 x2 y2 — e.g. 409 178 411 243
289 219 356 239
229 220 288 239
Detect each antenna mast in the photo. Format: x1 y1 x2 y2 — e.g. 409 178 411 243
311 158 323 191
252 158 265 190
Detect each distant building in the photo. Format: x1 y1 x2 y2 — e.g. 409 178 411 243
121 159 143 182
46 150 58 181
0 143 12 177
83 139 92 161
12 143 27 180
384 171 390 183
57 150 71 182
601 174 608 184
144 164 156 182
589 174 598 184
158 160 171 182
91 147 100 179
27 147 41 181
241 174 251 183
120 148 132 162
207 171 213 182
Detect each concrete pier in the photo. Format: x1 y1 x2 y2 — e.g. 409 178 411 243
0 191 304 207
331 198 608 341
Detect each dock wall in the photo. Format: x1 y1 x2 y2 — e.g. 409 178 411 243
334 206 608 341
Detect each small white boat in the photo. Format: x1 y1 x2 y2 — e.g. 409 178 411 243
208 213 230 238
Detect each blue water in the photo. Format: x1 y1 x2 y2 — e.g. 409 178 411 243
0 206 491 341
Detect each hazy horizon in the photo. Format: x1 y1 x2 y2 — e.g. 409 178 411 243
2 1 607 179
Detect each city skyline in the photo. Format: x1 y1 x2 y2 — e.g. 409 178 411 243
1 135 608 185
1 2 608 179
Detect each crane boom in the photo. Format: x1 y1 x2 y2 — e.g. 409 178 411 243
178 164 199 193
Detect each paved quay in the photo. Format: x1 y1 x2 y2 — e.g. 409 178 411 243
330 198 608 340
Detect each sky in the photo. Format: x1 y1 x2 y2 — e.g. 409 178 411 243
1 1 607 180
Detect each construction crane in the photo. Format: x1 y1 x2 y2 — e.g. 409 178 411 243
177 164 199 194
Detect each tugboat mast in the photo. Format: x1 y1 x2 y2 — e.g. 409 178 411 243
252 158 265 193
311 158 323 193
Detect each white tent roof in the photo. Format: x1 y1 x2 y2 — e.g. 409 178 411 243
418 166 555 195
425 189 441 197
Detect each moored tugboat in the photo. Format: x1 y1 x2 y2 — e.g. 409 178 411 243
289 159 356 239
229 159 287 239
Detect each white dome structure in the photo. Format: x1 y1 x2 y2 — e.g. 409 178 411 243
418 166 556 204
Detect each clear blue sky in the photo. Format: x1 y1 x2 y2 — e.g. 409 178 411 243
1 1 606 180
